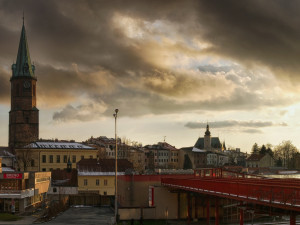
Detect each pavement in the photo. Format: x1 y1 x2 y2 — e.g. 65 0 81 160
0 206 114 225
34 206 114 225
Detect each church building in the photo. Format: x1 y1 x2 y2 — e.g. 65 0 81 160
9 20 39 149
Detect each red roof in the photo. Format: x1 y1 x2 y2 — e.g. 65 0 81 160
77 159 133 172
246 154 265 161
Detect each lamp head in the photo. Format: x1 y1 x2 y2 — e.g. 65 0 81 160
115 109 119 114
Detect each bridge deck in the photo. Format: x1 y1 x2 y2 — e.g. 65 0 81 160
162 176 300 212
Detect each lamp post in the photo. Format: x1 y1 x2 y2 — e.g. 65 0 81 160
113 109 119 224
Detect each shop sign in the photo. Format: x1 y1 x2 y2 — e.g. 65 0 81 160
3 173 23 179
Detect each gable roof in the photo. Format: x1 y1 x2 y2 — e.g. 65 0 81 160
77 158 133 173
246 154 265 161
194 137 222 149
24 141 96 150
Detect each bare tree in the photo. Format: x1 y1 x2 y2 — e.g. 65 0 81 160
274 140 298 169
15 127 37 171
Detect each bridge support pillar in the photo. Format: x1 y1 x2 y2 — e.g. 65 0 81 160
290 213 296 225
206 197 210 225
215 198 219 225
239 208 244 225
187 193 191 224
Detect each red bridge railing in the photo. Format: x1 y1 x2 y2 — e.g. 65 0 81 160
162 175 300 212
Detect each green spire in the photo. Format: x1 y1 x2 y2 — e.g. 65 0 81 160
11 20 35 78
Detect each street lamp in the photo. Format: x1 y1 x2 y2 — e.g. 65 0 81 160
113 109 119 224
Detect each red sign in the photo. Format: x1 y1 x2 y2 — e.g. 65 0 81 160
3 173 23 179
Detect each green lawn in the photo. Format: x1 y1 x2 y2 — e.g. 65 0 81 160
0 213 21 221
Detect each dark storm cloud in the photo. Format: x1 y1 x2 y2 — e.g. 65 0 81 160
1 0 300 121
196 1 300 80
0 68 10 103
185 120 287 129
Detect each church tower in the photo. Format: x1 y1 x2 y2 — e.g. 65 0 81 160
204 124 211 150
9 20 39 148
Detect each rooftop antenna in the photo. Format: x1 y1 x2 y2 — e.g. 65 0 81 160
163 136 166 142
22 11 24 25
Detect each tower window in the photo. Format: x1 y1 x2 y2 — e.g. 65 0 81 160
33 84 36 96
16 84 20 96
26 117 29 123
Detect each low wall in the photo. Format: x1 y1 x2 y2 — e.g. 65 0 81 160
119 207 156 220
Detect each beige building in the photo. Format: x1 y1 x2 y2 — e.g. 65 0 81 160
118 174 196 220
246 153 275 168
77 158 133 203
15 141 98 172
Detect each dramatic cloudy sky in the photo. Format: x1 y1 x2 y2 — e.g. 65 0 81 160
1 0 300 151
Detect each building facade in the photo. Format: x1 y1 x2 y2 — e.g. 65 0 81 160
77 158 133 205
246 153 275 168
15 141 98 172
0 171 50 213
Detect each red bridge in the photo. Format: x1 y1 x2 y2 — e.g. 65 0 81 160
162 168 300 225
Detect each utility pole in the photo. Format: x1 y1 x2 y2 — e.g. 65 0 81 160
113 109 119 224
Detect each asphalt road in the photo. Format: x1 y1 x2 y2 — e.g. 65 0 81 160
36 206 114 225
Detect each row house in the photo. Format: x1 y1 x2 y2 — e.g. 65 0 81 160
144 142 180 169
180 147 229 169
85 136 145 172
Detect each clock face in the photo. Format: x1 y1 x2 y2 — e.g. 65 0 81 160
23 81 31 89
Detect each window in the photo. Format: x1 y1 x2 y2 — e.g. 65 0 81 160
104 179 108 186
72 155 76 163
104 191 107 196
81 156 84 160
53 188 57 193
42 155 46 163
16 84 20 96
31 159 35 167
49 155 53 163
42 168 46 172
49 168 53 171
84 179 88 186
90 155 93 159
96 179 99 186
33 84 36 96
64 155 67 163
57 155 60 163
